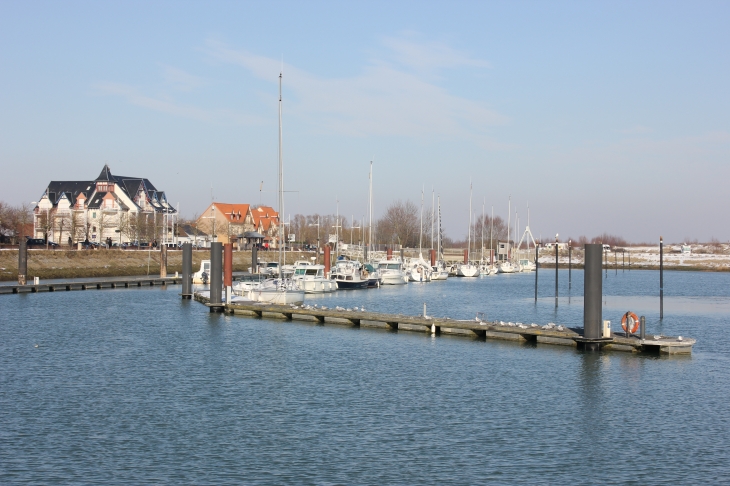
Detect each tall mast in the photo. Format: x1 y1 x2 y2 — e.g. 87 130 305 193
481 198 485 264
419 187 424 256
437 196 441 259
507 195 511 262
431 188 434 251
368 160 373 255
468 180 472 263
490 205 494 263
278 71 283 271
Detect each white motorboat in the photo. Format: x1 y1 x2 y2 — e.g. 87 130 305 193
282 259 312 278
330 258 369 289
457 262 479 277
376 259 408 285
292 264 337 293
260 261 280 276
519 259 536 272
192 259 211 284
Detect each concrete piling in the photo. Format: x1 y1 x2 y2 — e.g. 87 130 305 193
324 245 331 276
640 316 646 340
555 238 558 307
160 245 167 278
400 248 405 262
18 240 27 286
568 241 572 289
252 245 258 273
583 244 603 348
660 236 664 319
209 242 223 311
182 243 192 298
224 243 233 304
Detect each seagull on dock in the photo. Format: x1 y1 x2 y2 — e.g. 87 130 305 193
556 325 565 331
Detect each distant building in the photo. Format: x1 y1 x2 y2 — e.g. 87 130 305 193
34 164 176 245
195 203 279 248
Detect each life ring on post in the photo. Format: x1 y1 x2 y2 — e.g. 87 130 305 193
621 312 640 334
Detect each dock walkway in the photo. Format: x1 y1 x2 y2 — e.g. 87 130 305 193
194 293 694 355
0 276 181 294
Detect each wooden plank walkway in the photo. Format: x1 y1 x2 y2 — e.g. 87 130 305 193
194 293 695 355
0 277 182 294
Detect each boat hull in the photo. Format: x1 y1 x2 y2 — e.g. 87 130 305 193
380 274 408 285
246 289 305 305
333 279 369 289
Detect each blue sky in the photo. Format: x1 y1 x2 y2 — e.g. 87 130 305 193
1 0 728 243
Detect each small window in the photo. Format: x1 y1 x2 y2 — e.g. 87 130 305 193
93 212 96 218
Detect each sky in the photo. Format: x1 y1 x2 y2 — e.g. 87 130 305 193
1 0 728 244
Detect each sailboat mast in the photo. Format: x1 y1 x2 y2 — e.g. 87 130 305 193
431 188 434 251
490 205 494 263
419 187 424 255
368 161 373 255
437 196 441 259
507 196 511 262
278 71 284 271
481 199 485 264
468 181 472 263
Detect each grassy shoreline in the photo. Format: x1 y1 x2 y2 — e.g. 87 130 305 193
0 249 313 281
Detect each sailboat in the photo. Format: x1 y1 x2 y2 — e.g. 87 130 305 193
497 196 519 274
406 188 432 282
516 203 537 272
246 71 305 305
431 195 449 280
457 181 479 277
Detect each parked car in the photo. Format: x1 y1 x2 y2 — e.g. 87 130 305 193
25 238 59 249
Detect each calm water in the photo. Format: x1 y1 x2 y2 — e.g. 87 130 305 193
2 269 729 483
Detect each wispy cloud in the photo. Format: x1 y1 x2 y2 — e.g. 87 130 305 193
379 33 491 73
160 64 206 92
93 82 264 125
204 37 508 146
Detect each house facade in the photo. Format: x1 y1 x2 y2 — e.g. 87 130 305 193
34 165 176 245
194 202 279 248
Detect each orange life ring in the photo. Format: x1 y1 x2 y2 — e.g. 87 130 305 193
621 312 640 334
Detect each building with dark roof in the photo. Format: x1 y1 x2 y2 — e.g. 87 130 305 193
34 165 176 245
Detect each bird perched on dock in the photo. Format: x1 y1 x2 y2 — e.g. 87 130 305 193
335 306 345 311
556 325 565 331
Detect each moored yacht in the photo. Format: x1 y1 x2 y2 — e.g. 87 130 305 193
375 259 408 285
330 258 369 289
292 264 337 293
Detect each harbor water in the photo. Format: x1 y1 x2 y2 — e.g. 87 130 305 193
2 269 729 483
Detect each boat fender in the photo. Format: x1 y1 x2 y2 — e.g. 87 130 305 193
621 311 640 334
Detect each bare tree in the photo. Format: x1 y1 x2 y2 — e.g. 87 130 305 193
376 200 419 248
